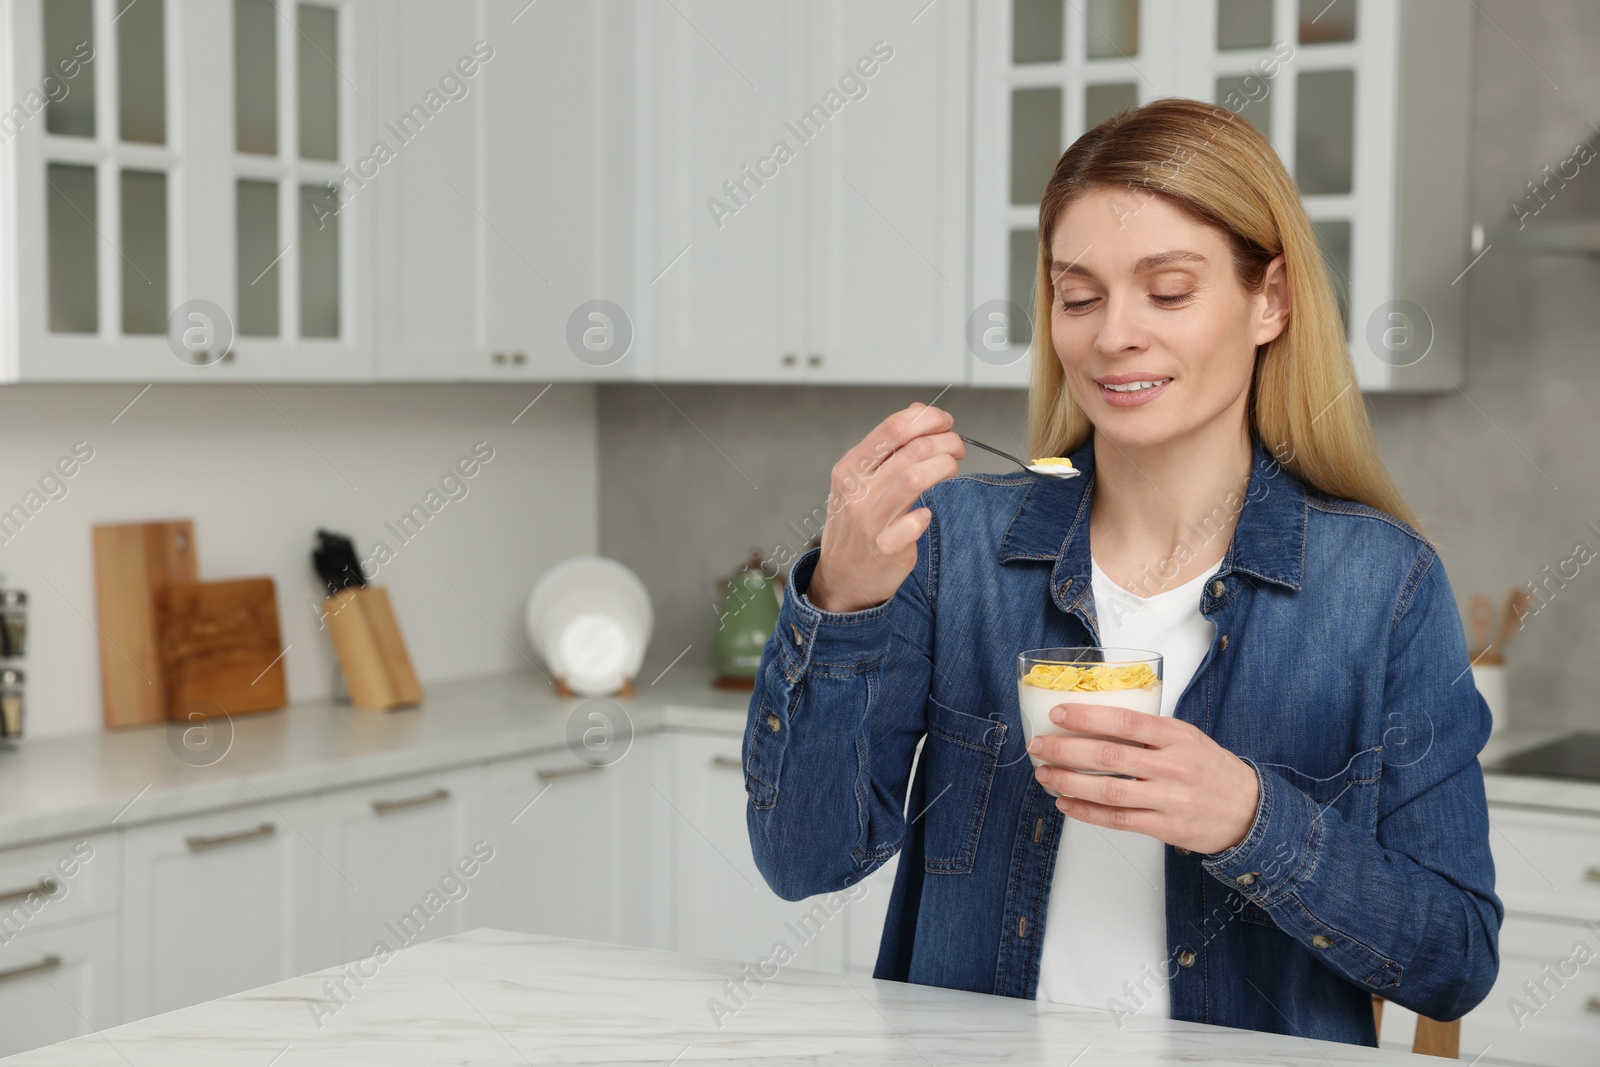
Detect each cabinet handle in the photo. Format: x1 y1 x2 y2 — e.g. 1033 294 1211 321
535 763 602 783
1587 996 1600 1015
371 787 451 815
185 823 275 852
0 954 62 984
806 353 822 368
511 352 526 365
710 754 742 770
492 351 507 365
0 878 57 906
1585 866 1600 883
781 353 798 367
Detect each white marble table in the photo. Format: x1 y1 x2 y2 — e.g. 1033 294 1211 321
0 927 1438 1065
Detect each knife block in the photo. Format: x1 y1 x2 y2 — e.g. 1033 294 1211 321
322 586 422 710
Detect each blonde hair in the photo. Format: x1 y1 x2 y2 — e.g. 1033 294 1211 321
1024 97 1423 535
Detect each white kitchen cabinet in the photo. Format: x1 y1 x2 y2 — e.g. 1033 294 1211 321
1381 803 1600 1067
666 731 846 973
970 0 1469 391
1 0 377 381
648 0 970 385
312 765 485 970
0 914 120 1058
481 743 648 947
375 0 641 382
120 798 318 1021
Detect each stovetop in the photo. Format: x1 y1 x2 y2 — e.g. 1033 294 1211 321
1491 731 1600 783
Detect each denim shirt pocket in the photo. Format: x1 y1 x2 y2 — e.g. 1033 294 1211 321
920 694 1007 875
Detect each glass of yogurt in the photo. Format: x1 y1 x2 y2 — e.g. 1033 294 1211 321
1017 647 1163 795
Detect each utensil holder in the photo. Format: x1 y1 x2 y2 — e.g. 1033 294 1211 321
1471 662 1506 738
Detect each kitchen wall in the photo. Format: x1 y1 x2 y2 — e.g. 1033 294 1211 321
5 383 596 738
599 0 1600 733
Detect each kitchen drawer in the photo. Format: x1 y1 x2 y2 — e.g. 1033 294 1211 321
1460 913 1600 1067
0 832 117 934
1489 806 1600 922
0 913 120 1058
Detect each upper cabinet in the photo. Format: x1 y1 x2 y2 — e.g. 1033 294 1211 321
647 0 970 385
375 0 641 382
2 0 376 381
970 0 1470 391
2 0 1465 388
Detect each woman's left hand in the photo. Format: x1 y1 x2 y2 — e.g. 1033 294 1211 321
1026 702 1260 855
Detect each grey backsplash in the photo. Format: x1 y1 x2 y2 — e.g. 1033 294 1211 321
599 0 1600 733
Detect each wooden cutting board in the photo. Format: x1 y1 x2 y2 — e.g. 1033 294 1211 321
157 578 287 718
93 521 198 729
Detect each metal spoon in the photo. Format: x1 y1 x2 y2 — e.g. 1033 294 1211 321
958 435 1080 478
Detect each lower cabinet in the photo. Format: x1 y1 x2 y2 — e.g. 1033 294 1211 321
0 914 120 1057
667 731 847 974
312 765 486 971
1383 803 1600 1067
120 799 318 1021
480 741 651 948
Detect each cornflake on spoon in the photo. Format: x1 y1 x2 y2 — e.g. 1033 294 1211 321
1026 456 1077 477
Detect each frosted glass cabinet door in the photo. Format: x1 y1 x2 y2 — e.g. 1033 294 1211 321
3 0 376 380
8 0 191 379
212 0 376 380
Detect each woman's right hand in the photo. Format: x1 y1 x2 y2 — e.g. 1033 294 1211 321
805 403 965 614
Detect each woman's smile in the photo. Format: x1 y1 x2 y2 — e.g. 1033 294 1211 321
1094 373 1174 407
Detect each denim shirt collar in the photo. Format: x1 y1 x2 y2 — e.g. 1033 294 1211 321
997 432 1307 606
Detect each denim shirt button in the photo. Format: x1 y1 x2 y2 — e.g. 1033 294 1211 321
1312 934 1333 949
789 622 804 645
767 712 781 732
1218 633 1229 651
1173 845 1191 857
1176 948 1196 968
1209 579 1225 597
1234 871 1257 886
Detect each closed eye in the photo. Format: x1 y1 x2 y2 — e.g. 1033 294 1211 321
1058 293 1195 312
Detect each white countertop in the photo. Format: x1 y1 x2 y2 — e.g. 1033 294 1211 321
0 670 1594 852
0 927 1440 1065
0 666 753 850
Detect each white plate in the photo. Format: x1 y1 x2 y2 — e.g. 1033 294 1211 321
525 557 652 694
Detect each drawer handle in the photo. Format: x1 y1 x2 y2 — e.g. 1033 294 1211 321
371 788 451 815
186 823 276 852
1588 996 1600 1015
0 878 57 906
535 764 603 783
0 954 62 985
1585 866 1600 884
711 754 742 770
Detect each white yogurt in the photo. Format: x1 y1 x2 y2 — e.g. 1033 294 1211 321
1017 680 1162 794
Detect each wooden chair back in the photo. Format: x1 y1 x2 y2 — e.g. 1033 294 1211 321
1372 994 1461 1058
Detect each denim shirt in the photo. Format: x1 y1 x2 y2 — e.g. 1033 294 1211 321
743 432 1502 1047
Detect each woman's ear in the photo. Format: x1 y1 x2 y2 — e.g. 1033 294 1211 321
1253 253 1291 345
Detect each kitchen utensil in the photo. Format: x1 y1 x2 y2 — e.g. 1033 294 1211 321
958 435 1079 478
714 550 780 689
323 585 423 710
93 520 199 729
1467 595 1495 658
0 667 21 740
156 578 287 717
0 588 27 658
312 529 367 593
525 556 652 696
1489 588 1533 662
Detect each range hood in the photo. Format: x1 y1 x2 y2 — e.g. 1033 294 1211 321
1471 126 1600 255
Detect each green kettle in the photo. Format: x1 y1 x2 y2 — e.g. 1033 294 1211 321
714 549 780 688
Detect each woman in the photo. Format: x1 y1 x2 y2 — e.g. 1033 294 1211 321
742 98 1500 1048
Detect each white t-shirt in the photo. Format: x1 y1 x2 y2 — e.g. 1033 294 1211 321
1034 553 1222 1017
